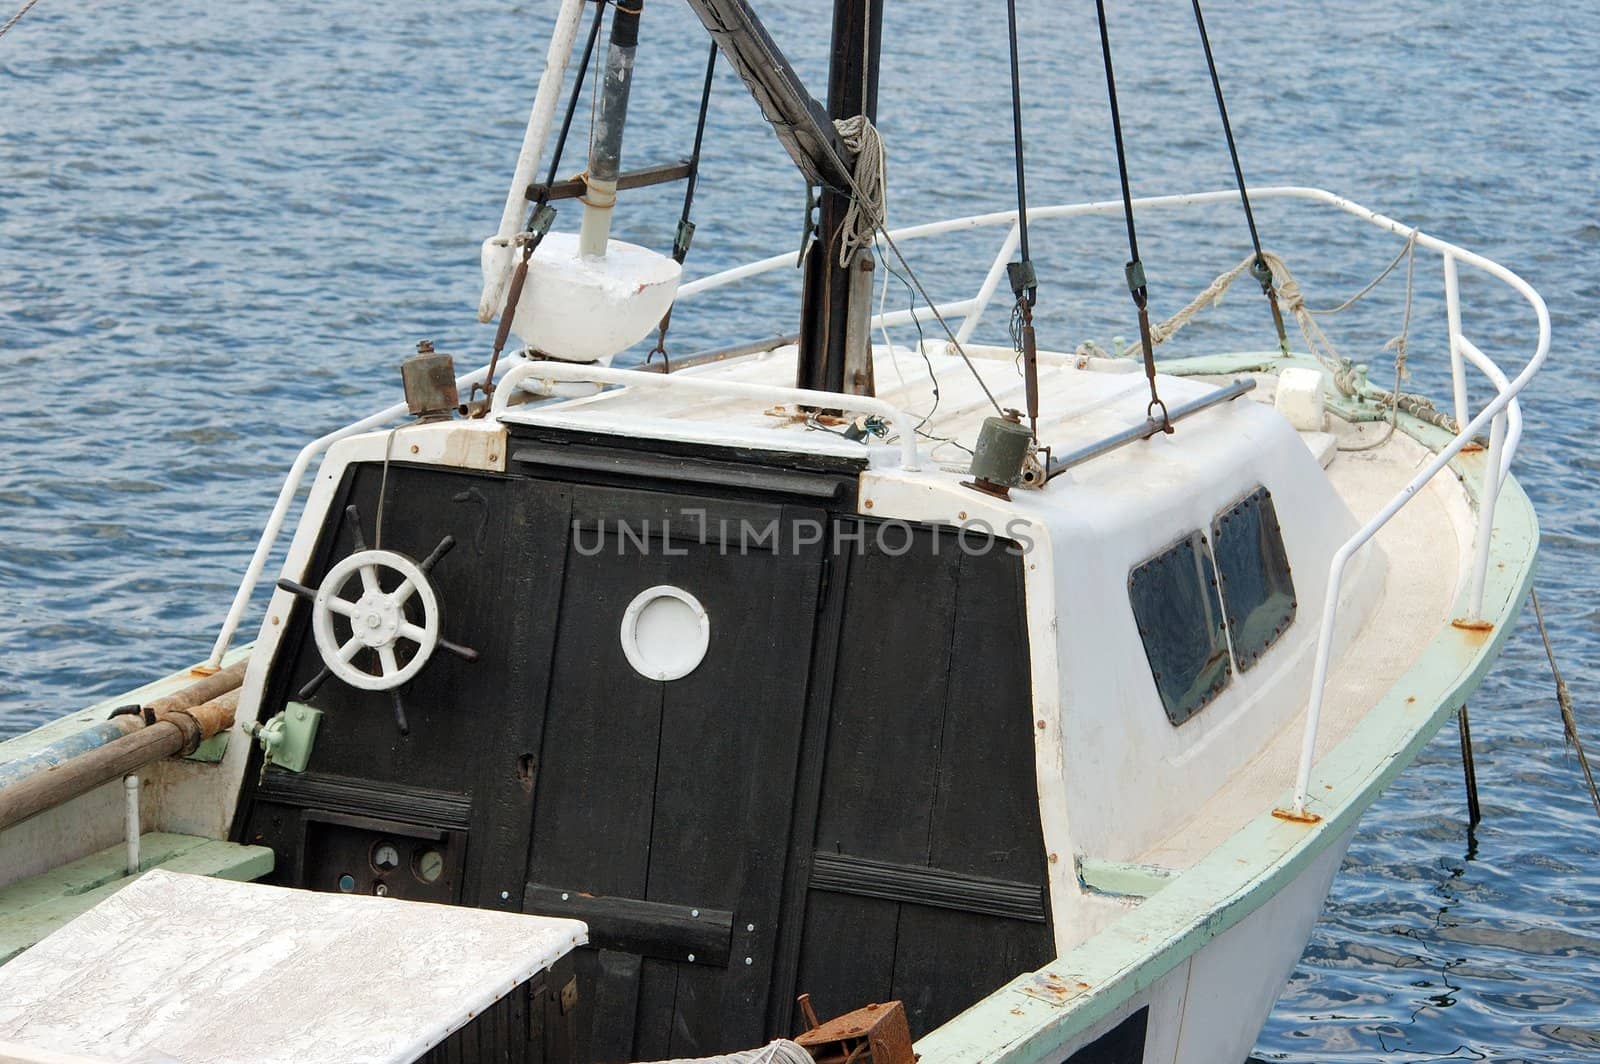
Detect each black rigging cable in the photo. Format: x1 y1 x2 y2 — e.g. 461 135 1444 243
1191 0 1290 356
1005 0 1041 438
1094 0 1171 432
649 41 718 369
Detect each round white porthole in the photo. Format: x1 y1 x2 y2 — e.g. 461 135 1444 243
620 585 710 681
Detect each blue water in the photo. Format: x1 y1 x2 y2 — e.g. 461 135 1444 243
2 2 1596 1059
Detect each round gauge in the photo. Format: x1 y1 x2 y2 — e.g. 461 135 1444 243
414 848 445 884
371 841 401 874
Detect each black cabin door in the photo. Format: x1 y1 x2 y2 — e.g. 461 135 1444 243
520 486 824 1061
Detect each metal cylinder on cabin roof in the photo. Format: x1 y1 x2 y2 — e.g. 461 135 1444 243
401 340 459 422
964 410 1033 500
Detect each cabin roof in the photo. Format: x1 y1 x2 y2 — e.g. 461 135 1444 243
496 342 1240 481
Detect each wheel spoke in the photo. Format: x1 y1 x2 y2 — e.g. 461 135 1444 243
398 622 428 646
338 636 364 663
377 645 399 676
327 597 360 619
391 578 415 607
360 565 381 594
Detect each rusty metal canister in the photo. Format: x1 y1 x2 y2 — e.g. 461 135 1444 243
970 412 1033 488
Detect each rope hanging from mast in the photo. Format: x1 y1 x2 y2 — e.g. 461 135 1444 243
1005 0 1041 439
474 0 610 411
1094 0 1171 433
1190 0 1291 357
648 41 719 370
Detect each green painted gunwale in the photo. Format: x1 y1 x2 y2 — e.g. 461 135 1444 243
917 352 1539 1061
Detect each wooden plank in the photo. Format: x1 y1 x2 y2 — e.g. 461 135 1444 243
0 833 209 917
523 884 732 966
468 480 572 911
889 547 1055 1036
525 158 693 203
766 542 853 1037
795 527 958 1028
808 852 1046 922
0 838 274 964
647 504 822 1056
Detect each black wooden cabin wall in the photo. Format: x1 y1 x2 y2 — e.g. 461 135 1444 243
235 442 1054 1061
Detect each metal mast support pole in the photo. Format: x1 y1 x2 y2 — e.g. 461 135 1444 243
796 0 884 397
482 0 587 319
579 0 645 258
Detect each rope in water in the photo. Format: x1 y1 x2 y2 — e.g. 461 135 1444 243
0 0 41 42
1531 587 1600 823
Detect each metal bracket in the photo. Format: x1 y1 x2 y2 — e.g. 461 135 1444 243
246 702 323 776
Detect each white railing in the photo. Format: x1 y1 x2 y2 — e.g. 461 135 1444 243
674 186 1549 820
209 187 1548 819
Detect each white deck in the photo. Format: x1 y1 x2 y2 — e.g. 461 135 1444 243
0 870 586 1064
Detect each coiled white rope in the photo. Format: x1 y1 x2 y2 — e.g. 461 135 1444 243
833 114 886 268
1142 238 1466 440
635 1039 814 1064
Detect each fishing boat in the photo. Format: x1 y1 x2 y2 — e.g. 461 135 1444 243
0 1 1549 1062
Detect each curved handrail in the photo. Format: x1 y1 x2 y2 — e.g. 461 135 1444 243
673 185 1550 819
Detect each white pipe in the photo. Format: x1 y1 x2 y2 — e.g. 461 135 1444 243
493 360 922 471
1467 410 1508 620
876 297 976 332
205 361 499 670
1443 253 1470 430
953 224 1022 344
1458 336 1521 492
1290 309 1549 816
123 774 140 876
495 0 587 242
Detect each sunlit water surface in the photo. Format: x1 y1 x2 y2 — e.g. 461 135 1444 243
2 3 1596 1060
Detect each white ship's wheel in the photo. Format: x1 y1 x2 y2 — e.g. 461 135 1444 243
277 504 478 734
310 549 440 691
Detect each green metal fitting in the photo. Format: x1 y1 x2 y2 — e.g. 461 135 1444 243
245 702 322 775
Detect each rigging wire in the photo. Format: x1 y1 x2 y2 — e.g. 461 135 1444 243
1094 0 1171 432
1005 0 1042 438
1190 0 1291 356
648 41 719 368
714 5 1004 417
475 0 608 408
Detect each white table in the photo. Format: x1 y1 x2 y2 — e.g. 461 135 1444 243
0 869 586 1064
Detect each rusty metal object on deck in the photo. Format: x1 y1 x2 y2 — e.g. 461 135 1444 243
1271 806 1323 824
963 410 1033 501
1451 617 1495 633
794 995 916 1064
402 340 460 422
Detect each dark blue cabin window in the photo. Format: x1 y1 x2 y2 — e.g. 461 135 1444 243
1128 531 1232 727
1211 486 1297 671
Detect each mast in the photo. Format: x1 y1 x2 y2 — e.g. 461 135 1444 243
796 0 885 397
683 0 883 398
